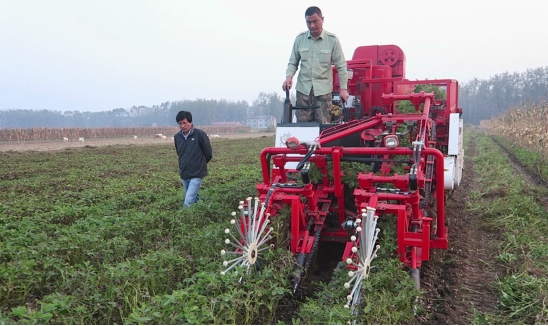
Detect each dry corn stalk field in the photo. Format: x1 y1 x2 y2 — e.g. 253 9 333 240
486 100 548 156
0 125 252 142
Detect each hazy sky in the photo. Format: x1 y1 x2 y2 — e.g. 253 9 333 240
1 0 547 112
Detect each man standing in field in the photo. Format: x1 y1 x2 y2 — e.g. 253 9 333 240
174 111 212 207
282 6 349 124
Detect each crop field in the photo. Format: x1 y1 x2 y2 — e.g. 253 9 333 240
2 127 548 324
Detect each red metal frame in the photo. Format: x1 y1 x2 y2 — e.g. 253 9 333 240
256 137 448 267
247 44 460 270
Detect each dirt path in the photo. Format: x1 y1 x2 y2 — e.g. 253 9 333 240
418 133 505 324
0 132 275 152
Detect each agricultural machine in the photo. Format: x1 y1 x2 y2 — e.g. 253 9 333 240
221 44 464 310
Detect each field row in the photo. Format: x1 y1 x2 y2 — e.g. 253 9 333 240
3 127 548 324
0 125 252 141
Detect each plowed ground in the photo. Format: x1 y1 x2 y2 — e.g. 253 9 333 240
0 132 274 152
418 135 506 324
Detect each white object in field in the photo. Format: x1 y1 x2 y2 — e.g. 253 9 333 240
274 123 320 169
444 157 456 190
444 113 464 189
344 207 380 311
344 95 355 108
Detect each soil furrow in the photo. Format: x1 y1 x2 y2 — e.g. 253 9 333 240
418 134 505 324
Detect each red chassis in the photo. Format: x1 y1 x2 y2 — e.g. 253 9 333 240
256 91 448 270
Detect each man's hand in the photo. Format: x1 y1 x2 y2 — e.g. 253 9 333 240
340 89 349 103
282 76 293 91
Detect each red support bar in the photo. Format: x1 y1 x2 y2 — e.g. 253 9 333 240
290 196 303 253
421 217 432 261
397 209 406 259
259 146 446 241
332 148 342 197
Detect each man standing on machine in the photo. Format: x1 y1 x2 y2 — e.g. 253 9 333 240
282 6 349 124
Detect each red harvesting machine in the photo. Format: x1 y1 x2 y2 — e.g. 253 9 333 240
220 44 464 310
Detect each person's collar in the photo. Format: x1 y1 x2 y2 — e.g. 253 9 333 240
182 126 194 137
307 29 325 40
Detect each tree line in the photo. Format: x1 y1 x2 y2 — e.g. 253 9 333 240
0 92 285 129
1 66 547 129
460 66 548 125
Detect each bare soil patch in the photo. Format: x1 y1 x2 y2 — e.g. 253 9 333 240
0 132 276 153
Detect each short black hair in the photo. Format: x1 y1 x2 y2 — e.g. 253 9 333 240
176 110 192 123
305 6 322 17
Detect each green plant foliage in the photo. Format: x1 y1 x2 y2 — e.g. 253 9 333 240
397 84 447 113
465 129 548 324
297 217 418 324
0 137 278 324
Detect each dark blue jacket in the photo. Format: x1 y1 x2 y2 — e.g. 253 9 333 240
174 127 212 179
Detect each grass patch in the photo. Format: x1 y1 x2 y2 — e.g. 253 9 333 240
0 134 454 324
467 130 548 324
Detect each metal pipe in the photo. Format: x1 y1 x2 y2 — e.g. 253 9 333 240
259 146 446 239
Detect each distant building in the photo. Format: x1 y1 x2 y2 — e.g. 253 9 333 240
211 121 245 127
246 115 277 129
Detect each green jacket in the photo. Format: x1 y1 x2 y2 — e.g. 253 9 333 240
285 29 348 96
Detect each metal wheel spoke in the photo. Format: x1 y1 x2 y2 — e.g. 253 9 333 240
221 197 273 276
344 207 380 311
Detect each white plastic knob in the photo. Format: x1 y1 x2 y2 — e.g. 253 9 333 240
356 227 362 232
346 258 352 264
225 228 230 234
223 261 228 266
352 246 358 253
225 239 230 244
344 282 350 289
348 271 354 277
350 235 356 241
230 219 236 224
221 250 226 255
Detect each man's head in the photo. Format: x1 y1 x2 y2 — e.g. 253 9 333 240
176 111 193 133
305 6 324 39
